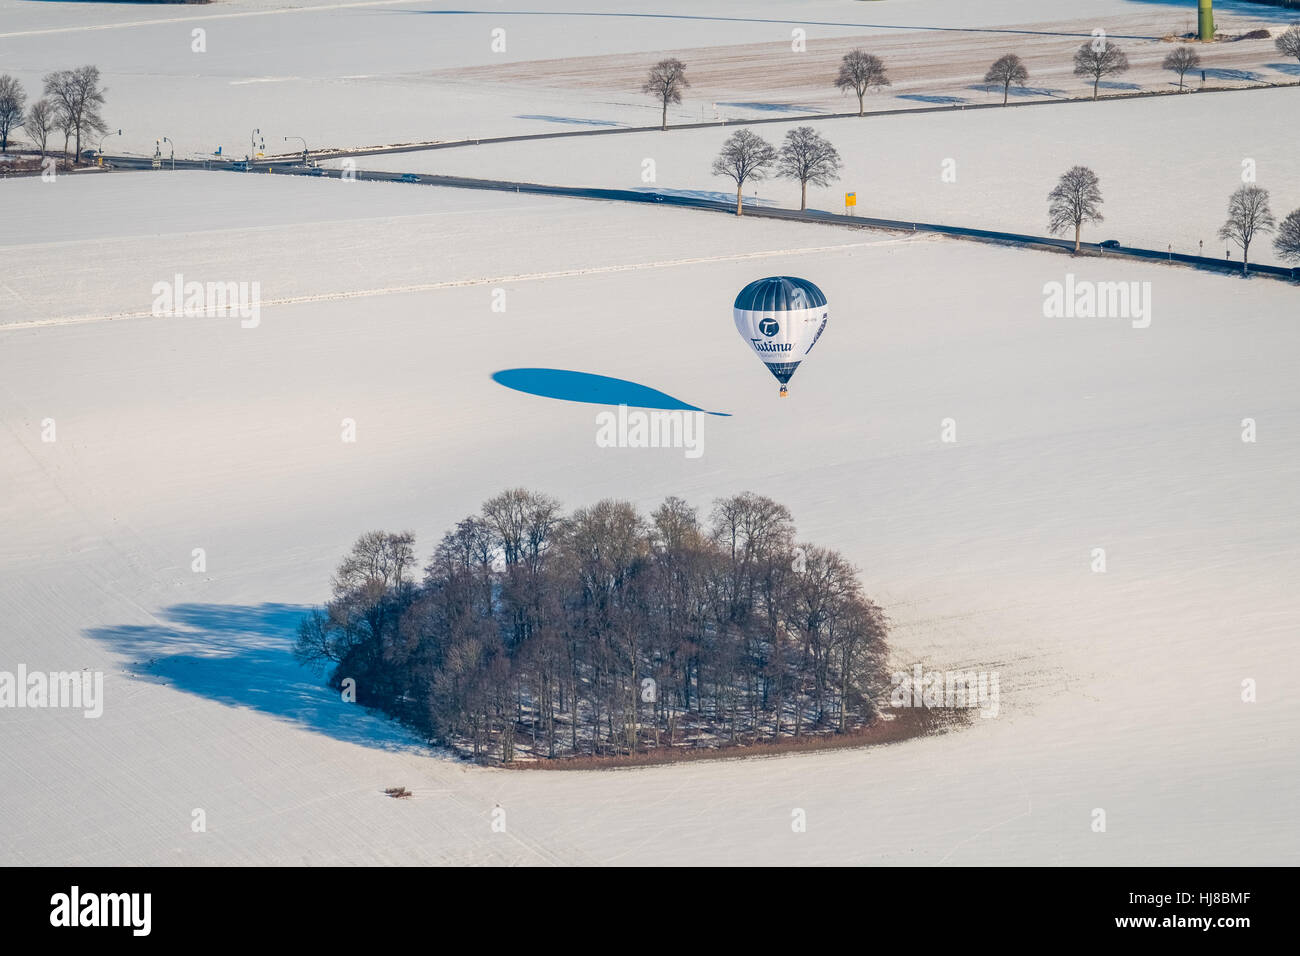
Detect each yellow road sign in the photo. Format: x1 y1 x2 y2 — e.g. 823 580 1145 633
845 192 856 207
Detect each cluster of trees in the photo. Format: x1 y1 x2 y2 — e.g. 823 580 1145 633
295 490 892 763
0 66 109 162
1046 164 1300 272
710 125 841 215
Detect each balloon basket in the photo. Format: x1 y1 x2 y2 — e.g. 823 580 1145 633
779 386 788 398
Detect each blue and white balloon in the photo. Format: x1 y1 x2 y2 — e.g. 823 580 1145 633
733 276 829 396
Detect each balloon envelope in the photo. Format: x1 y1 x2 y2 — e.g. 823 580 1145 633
733 276 828 390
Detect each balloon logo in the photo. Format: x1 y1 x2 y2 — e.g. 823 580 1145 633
733 276 828 398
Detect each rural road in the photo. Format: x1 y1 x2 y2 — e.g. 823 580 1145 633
96 154 1299 282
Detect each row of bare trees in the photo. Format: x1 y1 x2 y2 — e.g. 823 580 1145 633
1047 164 1300 272
645 25 1300 127
709 128 1300 273
295 490 891 763
0 66 109 162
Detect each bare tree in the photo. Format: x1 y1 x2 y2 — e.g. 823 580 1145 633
642 58 689 131
0 75 25 153
835 49 890 116
1048 165 1104 253
1218 184 1275 275
711 129 776 216
56 107 75 161
1073 41 1130 100
776 126 842 211
1276 23 1300 64
1162 45 1201 91
1274 208 1300 267
25 99 56 157
984 53 1029 105
43 65 108 161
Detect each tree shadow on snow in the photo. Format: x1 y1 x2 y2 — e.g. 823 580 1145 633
1203 68 1265 82
493 368 730 416
86 602 426 753
898 94 968 105
1008 85 1065 98
515 114 623 127
717 102 825 113
965 84 1063 98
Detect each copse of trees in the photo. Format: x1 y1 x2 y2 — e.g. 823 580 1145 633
1073 40 1130 100
296 489 893 763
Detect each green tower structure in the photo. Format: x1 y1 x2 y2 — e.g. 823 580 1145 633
1199 0 1214 42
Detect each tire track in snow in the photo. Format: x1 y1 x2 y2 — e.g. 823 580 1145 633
1 237 924 332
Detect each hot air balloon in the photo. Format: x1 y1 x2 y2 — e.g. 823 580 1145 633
733 276 828 397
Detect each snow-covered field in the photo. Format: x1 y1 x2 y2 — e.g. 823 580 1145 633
357 86 1300 267
3 0 1298 868
2 171 1298 865
0 171 886 327
2 0 1293 158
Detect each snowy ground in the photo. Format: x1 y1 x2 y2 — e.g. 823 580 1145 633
2 0 1294 158
2 172 1298 865
356 86 1300 267
0 170 887 327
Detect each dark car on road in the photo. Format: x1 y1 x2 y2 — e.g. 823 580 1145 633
399 173 420 184
1099 239 1121 249
231 161 249 172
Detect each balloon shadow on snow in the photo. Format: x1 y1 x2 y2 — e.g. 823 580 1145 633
85 602 426 753
492 368 730 416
